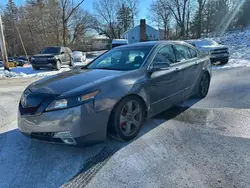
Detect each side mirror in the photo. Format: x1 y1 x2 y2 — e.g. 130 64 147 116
61 51 65 55
150 62 171 72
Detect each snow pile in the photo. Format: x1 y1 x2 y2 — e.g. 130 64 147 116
213 31 250 69
0 66 71 79
0 58 95 79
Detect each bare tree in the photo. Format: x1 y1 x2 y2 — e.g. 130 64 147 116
196 0 207 38
168 0 190 37
93 0 121 39
150 0 171 39
60 0 84 46
69 8 95 49
123 0 139 27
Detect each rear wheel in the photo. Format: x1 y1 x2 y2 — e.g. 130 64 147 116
198 72 210 98
109 96 146 141
55 60 61 70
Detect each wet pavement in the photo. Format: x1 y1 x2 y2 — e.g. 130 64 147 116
1 68 250 188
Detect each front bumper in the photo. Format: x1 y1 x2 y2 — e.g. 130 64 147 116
31 59 57 67
210 54 229 62
18 102 111 145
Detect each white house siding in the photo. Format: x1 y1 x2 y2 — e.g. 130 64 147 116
122 24 160 44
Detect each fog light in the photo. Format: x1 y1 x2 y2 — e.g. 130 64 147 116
53 131 76 145
61 138 76 145
53 131 72 138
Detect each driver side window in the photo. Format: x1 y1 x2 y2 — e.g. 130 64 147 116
96 51 122 68
153 45 176 65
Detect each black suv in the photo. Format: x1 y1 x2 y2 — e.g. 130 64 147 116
30 46 73 70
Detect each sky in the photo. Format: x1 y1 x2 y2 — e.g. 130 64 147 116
9 0 152 25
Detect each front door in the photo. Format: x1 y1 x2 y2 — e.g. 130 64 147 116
147 45 184 116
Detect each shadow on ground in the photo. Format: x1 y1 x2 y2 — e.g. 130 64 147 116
0 98 200 188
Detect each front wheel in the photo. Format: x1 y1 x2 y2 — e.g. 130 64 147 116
109 96 146 141
197 72 210 98
55 60 61 70
220 59 229 65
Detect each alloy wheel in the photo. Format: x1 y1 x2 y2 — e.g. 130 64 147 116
119 100 142 136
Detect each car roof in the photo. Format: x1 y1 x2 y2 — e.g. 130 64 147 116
112 39 128 44
115 40 190 49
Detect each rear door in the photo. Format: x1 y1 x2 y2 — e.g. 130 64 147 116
147 45 184 115
173 44 201 98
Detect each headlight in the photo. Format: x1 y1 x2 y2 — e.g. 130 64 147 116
48 57 56 60
45 90 99 111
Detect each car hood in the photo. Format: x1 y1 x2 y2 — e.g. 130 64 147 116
33 53 57 57
28 68 124 96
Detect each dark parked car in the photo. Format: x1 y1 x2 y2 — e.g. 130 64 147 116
30 46 73 70
18 41 211 146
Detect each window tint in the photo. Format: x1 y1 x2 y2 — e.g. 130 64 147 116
189 48 198 58
41 47 60 54
153 45 175 64
174 45 191 62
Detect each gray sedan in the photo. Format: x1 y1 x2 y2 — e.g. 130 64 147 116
18 41 212 145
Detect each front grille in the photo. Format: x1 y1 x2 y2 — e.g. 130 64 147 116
31 132 55 137
19 103 40 115
31 132 63 143
210 48 228 55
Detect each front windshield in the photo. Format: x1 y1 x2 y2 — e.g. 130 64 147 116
196 40 218 47
41 47 60 54
87 46 153 71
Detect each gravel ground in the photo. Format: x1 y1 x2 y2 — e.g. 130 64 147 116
0 67 250 188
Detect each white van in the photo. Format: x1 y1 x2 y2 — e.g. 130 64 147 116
111 39 128 49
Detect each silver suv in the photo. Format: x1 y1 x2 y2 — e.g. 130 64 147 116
186 39 229 65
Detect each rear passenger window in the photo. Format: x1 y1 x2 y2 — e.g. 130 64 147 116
174 45 191 62
153 45 175 64
189 48 198 58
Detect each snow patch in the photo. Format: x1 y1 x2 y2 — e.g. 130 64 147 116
0 58 95 79
212 31 250 69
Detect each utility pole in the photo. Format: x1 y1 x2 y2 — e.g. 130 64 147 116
0 15 9 70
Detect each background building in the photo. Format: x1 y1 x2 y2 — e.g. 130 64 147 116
91 35 109 50
121 19 160 44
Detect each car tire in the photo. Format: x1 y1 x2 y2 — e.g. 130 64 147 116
109 96 146 141
55 60 61 70
33 66 40 70
197 72 210 98
220 59 229 65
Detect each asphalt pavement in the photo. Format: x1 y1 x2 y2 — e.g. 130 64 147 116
0 67 250 188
